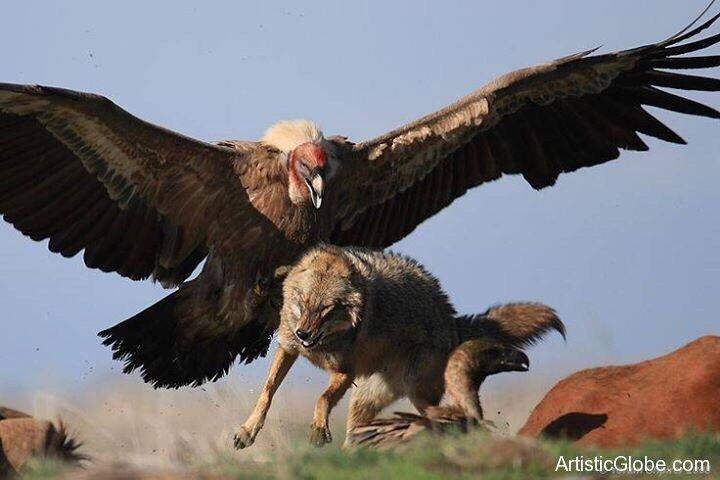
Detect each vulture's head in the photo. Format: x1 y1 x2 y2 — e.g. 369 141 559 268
460 339 531 383
281 245 365 350
483 346 530 375
262 119 331 209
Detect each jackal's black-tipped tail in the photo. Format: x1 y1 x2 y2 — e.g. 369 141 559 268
456 302 565 347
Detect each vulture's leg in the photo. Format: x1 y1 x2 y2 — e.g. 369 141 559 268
234 346 298 449
309 372 354 447
344 374 399 447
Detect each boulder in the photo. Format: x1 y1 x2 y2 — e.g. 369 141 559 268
0 407 82 475
0 407 31 421
519 335 720 447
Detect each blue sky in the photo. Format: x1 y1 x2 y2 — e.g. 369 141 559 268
1 0 718 397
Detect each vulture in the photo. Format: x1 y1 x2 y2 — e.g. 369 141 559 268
347 345 532 449
1 8 720 389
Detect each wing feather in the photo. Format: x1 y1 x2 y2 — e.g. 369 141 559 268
0 86 250 284
647 55 720 69
614 85 720 118
329 8 720 247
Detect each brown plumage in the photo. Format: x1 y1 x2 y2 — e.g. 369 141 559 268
1 7 719 388
329 8 720 247
346 340 533 449
346 410 479 450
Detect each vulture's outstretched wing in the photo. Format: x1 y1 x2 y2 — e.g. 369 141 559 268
348 409 482 449
330 10 720 248
0 83 252 286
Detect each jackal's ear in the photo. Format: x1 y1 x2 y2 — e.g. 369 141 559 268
345 280 366 329
341 254 367 329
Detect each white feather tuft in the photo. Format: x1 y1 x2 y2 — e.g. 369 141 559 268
261 119 324 152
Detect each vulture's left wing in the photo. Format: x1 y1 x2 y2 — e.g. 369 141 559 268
329 10 720 248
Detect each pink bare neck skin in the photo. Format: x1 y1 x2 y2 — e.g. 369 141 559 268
288 142 326 204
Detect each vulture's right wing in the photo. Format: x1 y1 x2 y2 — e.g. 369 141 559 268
0 83 258 286
348 410 475 449
329 8 720 248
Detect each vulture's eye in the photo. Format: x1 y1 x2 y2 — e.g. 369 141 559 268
486 347 502 357
297 161 311 177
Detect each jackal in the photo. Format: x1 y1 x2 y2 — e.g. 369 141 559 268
234 245 564 448
346 338 533 448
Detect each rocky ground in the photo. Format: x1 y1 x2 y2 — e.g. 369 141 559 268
18 431 720 479
4 336 720 479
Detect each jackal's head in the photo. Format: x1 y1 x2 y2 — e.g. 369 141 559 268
282 246 365 350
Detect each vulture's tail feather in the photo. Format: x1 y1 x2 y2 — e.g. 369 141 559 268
99 283 273 389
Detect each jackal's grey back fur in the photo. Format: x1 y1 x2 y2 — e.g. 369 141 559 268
331 245 460 350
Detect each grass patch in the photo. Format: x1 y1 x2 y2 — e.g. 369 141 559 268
18 431 720 479
16 458 73 480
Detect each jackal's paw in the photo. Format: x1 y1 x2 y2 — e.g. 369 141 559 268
309 424 332 447
234 425 255 449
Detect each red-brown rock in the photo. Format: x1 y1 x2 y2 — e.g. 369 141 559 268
0 407 83 475
519 335 720 448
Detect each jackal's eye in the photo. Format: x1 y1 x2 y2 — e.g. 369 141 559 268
320 304 335 318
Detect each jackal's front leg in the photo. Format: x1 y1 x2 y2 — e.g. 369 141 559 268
309 372 354 447
234 346 298 449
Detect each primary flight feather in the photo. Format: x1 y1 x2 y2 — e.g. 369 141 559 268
1 8 719 388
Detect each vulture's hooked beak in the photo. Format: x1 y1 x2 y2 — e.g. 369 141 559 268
497 349 530 373
304 171 324 209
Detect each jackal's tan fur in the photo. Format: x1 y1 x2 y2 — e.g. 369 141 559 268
234 245 564 448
